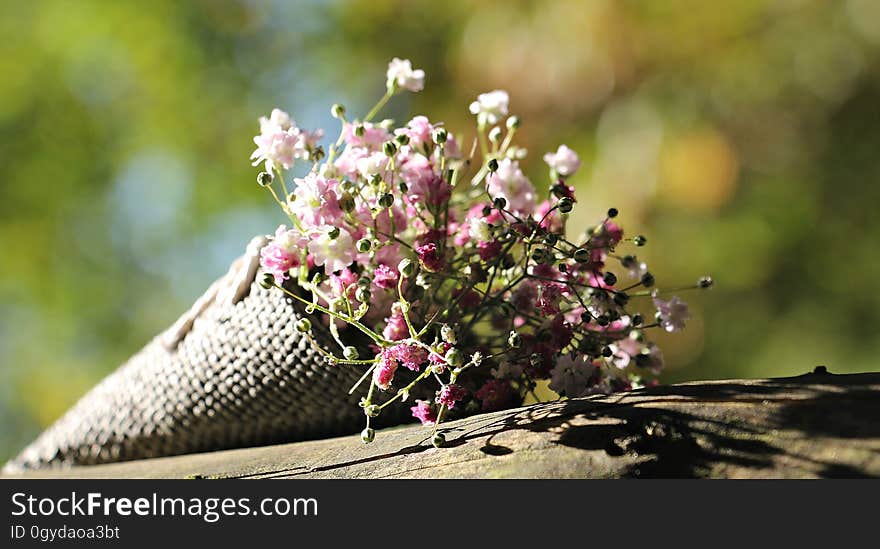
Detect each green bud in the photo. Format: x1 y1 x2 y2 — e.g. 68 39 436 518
260 273 275 289
530 248 549 264
361 427 375 444
330 103 346 119
508 331 522 349
493 196 507 210
573 248 590 263
558 197 574 213
354 124 366 137
445 348 464 367
355 286 371 303
641 272 655 287
634 235 647 247
487 158 499 172
433 128 448 144
395 133 410 146
343 346 359 360
398 258 415 278
378 193 394 208
506 115 521 130
257 171 274 187
488 126 502 143
356 238 372 253
328 227 341 240
398 182 409 193
383 141 398 157
339 192 356 213
295 318 312 333
699 276 714 289
432 432 446 448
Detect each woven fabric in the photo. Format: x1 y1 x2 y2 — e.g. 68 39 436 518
5 249 411 472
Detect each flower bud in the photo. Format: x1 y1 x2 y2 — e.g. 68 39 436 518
440 324 457 344
530 248 549 264
354 124 366 137
632 314 644 327
699 276 714 289
487 158 499 172
355 287 371 303
260 273 275 289
331 104 346 118
493 196 507 210
501 254 516 269
338 192 356 213
361 427 375 444
506 115 520 130
607 207 619 218
558 197 574 213
640 272 655 287
295 318 312 333
432 432 446 448
328 227 341 240
378 193 394 208
573 248 590 263
445 348 464 367
343 346 359 360
398 258 415 278
356 238 372 253
398 182 409 193
365 404 379 417
508 331 522 349
433 128 448 144
311 146 326 162
634 235 647 247
257 171 274 187
603 272 618 286
383 141 398 157
488 126 502 143
395 133 410 146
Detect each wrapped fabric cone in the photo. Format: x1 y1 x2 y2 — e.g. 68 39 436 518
3 236 413 473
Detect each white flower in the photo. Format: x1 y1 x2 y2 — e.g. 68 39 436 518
356 151 389 180
486 158 537 216
652 293 690 332
468 217 492 242
386 58 425 92
543 145 581 177
308 226 356 274
469 90 509 126
549 355 597 398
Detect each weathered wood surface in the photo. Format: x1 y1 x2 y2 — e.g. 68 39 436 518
4 369 879 479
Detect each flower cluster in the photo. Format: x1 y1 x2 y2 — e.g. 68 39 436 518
251 58 711 446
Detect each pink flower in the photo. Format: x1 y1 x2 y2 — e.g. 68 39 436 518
401 154 450 206
653 294 690 332
329 268 358 301
477 240 502 261
260 225 303 284
387 343 428 372
342 122 391 150
251 109 322 171
382 303 410 341
290 173 343 228
307 226 356 274
543 145 581 177
536 282 566 315
429 342 452 374
373 354 398 390
415 242 445 272
410 400 437 426
373 264 399 290
486 158 536 216
549 355 598 398
475 379 516 412
436 384 467 409
396 116 434 152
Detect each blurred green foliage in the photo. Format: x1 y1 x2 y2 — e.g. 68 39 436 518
2 0 879 461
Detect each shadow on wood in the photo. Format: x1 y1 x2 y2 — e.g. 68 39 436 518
5 369 879 479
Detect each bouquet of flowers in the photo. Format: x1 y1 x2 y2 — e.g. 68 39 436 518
250 58 711 447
